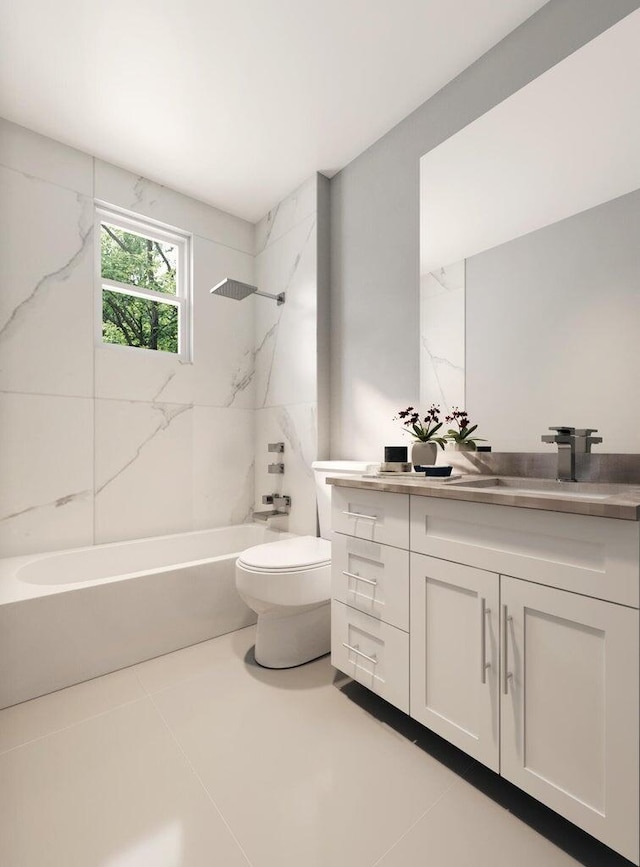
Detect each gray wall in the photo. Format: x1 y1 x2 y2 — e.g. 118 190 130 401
466 188 640 453
329 0 640 460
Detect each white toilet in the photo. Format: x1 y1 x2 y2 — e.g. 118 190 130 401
236 461 376 668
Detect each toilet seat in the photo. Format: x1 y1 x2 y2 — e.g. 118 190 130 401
237 535 330 573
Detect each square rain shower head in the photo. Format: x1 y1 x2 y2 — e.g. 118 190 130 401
210 278 258 301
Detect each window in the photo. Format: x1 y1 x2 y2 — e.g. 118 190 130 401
97 209 191 358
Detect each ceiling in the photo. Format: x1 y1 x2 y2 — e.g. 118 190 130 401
0 0 548 222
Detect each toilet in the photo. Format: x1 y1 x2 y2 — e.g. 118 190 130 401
236 461 376 668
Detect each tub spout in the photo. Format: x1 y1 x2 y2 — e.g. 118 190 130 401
253 509 282 522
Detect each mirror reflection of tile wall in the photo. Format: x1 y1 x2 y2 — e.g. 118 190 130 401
419 260 465 416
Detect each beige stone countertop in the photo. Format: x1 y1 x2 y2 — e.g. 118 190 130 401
326 473 640 521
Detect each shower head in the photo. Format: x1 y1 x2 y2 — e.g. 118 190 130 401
210 278 285 305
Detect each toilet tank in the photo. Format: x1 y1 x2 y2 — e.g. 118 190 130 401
312 461 378 541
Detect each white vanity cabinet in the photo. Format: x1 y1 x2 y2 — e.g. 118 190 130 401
500 576 639 860
409 554 500 772
330 488 410 713
330 483 640 865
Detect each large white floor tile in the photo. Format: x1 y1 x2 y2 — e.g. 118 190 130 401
0 698 249 867
153 653 459 867
0 668 144 754
375 775 583 867
133 627 257 695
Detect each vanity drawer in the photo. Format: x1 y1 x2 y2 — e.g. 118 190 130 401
409 495 640 607
332 535 409 631
331 601 409 713
332 487 409 549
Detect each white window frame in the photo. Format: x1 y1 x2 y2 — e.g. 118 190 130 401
95 206 192 361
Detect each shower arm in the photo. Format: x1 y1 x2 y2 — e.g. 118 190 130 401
255 290 286 306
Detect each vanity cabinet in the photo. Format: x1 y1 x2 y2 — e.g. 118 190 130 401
330 484 640 865
500 576 639 859
409 554 500 771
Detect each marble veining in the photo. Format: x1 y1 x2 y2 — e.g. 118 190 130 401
95 402 194 497
0 212 92 344
1 489 91 524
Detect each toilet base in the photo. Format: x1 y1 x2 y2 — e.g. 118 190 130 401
254 601 331 668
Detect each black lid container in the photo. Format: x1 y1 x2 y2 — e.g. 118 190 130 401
384 446 408 463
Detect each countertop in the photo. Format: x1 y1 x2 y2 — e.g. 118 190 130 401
326 473 640 521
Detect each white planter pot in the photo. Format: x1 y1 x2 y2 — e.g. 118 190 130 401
448 442 476 452
411 441 438 467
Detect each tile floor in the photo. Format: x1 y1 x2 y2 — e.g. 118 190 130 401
0 625 632 867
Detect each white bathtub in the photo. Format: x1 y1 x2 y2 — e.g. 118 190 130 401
0 524 292 709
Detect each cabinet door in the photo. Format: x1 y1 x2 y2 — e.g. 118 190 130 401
501 576 639 864
410 554 500 771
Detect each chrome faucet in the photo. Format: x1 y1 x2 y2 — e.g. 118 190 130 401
253 494 291 522
541 426 602 482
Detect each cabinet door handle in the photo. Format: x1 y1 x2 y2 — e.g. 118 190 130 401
501 603 513 695
342 510 378 521
342 642 378 665
480 597 491 684
342 570 377 586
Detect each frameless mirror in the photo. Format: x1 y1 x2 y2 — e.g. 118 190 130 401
419 9 640 452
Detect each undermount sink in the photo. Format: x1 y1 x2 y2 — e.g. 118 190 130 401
445 477 616 500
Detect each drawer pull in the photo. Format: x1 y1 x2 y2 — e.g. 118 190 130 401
342 642 378 665
348 588 386 606
342 510 378 521
342 570 377 587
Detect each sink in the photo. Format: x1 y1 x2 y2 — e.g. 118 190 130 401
445 477 616 500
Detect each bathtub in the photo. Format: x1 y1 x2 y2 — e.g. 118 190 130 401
0 524 292 709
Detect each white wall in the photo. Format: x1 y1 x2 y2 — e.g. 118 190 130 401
329 0 640 461
0 119 256 556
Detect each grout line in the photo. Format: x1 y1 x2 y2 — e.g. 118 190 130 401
370 776 463 867
0 694 148 758
0 158 92 198
136 671 255 867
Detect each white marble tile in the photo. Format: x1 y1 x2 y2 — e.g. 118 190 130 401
0 668 144 754
254 403 318 536
420 260 465 415
254 174 318 253
0 392 93 557
0 699 250 867
192 406 255 529
0 118 93 195
132 626 256 695
0 166 94 398
254 214 318 408
94 399 194 544
153 656 459 867
375 776 582 867
95 159 254 253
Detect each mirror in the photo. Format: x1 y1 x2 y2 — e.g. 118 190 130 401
419 9 640 452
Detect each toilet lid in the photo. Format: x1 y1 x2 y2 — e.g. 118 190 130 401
238 536 331 571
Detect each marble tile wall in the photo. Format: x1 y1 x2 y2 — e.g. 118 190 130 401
419 260 465 416
1 119 327 556
253 176 321 536
0 118 256 556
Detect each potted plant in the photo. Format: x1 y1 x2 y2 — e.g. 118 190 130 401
444 407 486 451
396 405 447 467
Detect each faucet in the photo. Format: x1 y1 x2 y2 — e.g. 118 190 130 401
541 426 602 482
253 494 291 522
